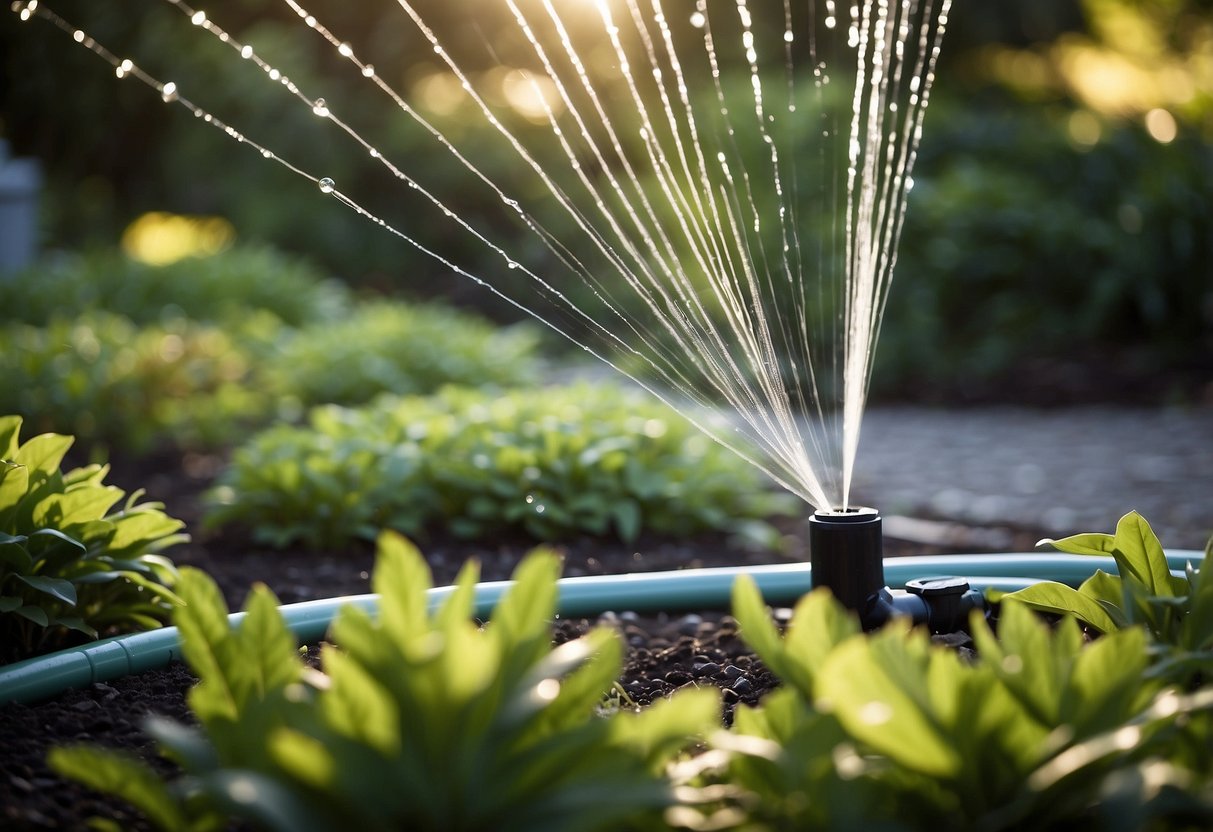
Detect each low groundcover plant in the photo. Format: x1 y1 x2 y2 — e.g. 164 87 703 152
0 416 186 663
206 383 797 549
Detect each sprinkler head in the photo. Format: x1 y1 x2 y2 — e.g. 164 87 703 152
808 507 884 616
809 506 986 632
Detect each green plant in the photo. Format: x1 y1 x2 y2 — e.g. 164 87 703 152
691 577 1213 830
0 416 186 663
207 384 797 549
878 105 1213 399
0 246 350 331
265 300 543 407
0 311 268 452
50 533 718 831
996 511 1213 686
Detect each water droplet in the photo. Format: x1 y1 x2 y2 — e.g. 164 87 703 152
268 68 280 81
241 44 253 60
72 29 84 43
318 177 335 194
190 10 206 26
160 81 178 103
525 494 535 504
362 64 375 78
338 42 353 58
689 11 705 28
312 98 329 118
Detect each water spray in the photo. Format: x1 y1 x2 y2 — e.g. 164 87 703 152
809 507 986 632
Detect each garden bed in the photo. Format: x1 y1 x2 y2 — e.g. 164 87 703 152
0 448 1022 830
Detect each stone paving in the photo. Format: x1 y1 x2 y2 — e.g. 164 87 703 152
850 406 1213 551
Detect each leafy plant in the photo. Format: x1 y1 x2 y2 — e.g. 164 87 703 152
207 384 797 549
51 533 718 831
694 577 1213 830
0 311 268 452
996 511 1213 687
0 246 350 331
265 300 543 407
0 416 186 663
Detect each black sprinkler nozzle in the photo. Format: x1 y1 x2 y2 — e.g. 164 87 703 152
809 507 986 632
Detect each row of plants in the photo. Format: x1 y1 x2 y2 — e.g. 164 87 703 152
0 247 544 452
207 384 798 549
50 514 1213 830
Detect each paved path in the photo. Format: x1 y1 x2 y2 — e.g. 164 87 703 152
850 406 1213 550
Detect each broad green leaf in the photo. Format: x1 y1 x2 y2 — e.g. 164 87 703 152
1078 569 1122 606
731 576 812 696
0 461 29 531
28 527 87 554
34 485 123 529
783 588 860 688
998 581 1120 633
48 746 190 832
492 548 560 667
1111 511 1176 597
612 686 718 767
15 604 49 626
0 414 21 460
1183 559 1213 650
434 558 480 634
0 596 21 612
1040 532 1115 556
372 531 431 651
0 537 33 572
107 513 187 557
973 601 1066 726
1062 627 1150 738
176 567 241 721
818 628 961 779
14 432 74 478
16 574 77 605
318 647 401 757
238 584 300 697
51 615 98 638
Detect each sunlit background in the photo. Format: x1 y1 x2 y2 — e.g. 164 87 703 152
1 0 1210 403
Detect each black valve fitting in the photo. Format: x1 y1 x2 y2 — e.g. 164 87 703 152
809 507 986 632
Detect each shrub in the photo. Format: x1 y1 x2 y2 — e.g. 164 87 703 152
265 301 543 407
0 416 185 663
0 246 350 330
879 105 1213 396
0 312 267 453
207 384 797 549
50 535 718 831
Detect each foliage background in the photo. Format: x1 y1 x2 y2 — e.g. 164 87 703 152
1 0 1210 402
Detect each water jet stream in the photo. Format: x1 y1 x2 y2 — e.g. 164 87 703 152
13 0 951 512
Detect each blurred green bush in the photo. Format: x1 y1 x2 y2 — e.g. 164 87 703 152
0 246 349 330
0 248 546 454
879 105 1213 398
266 300 542 408
207 383 796 549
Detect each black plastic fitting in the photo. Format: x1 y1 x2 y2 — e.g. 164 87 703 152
809 507 986 633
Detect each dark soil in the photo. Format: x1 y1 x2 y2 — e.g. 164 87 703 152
1 449 1025 831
